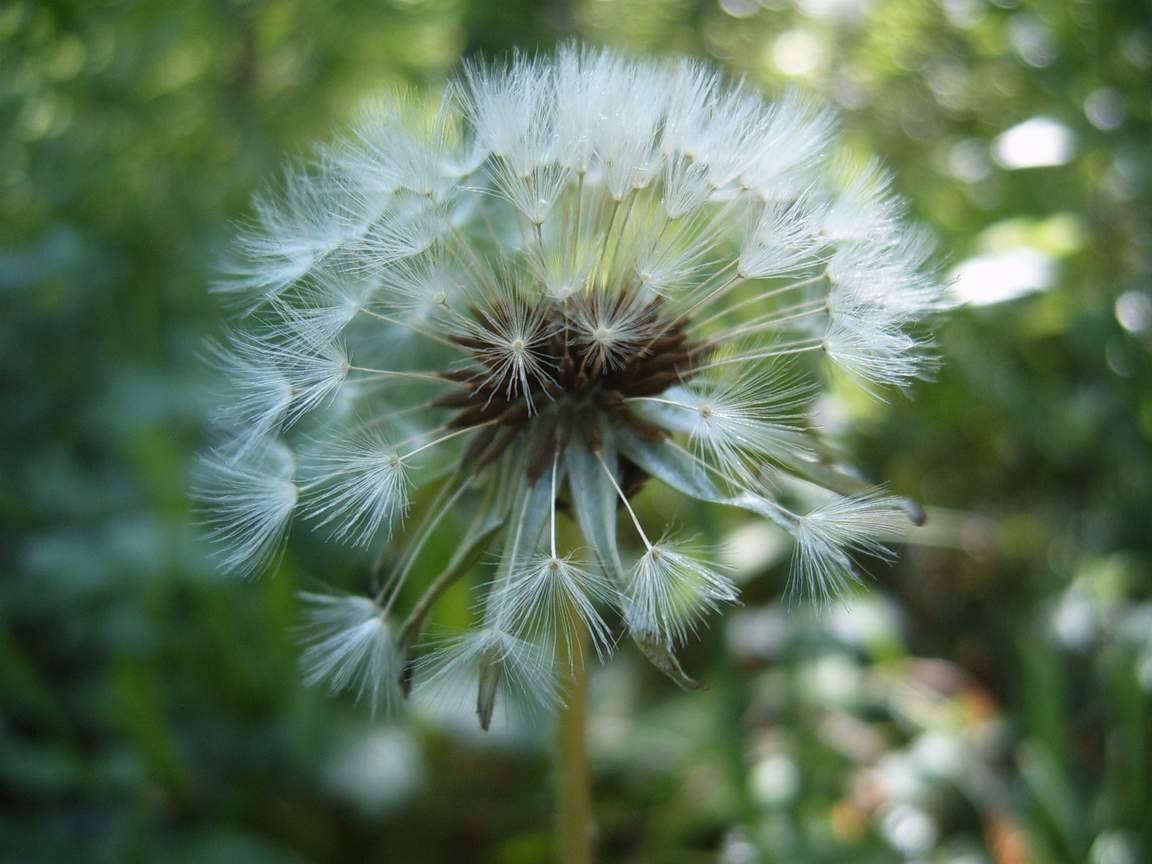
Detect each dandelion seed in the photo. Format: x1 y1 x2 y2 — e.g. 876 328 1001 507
298 592 402 716
737 198 825 280
215 167 358 308
448 278 557 407
299 430 412 546
490 457 616 660
630 361 815 484
823 311 936 389
788 490 910 604
194 438 298 579
415 627 560 730
207 330 348 449
495 554 616 659
459 51 554 175
374 254 462 320
331 94 460 200
490 160 572 226
625 539 739 647
570 288 660 374
820 158 904 243
827 228 951 317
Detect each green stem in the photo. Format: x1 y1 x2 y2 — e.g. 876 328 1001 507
556 630 592 864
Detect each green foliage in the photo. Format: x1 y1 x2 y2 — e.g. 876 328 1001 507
3 0 1149 861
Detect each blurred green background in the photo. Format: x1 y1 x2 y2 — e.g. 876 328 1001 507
3 0 1150 862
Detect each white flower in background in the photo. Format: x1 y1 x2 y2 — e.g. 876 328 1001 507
197 44 950 726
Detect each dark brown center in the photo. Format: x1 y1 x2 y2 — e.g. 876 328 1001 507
432 291 706 493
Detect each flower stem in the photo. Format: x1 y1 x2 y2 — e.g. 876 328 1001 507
556 628 592 864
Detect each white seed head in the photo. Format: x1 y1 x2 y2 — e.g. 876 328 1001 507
201 43 949 719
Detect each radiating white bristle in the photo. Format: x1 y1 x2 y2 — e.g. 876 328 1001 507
194 438 298 579
789 490 910 603
624 538 739 647
299 430 411 546
298 592 402 716
490 553 617 661
414 627 560 728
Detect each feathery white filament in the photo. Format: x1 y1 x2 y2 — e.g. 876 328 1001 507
632 363 814 482
300 431 411 546
415 626 561 727
737 198 824 280
360 205 446 275
823 312 933 389
594 450 738 645
460 52 553 175
331 95 460 200
819 157 903 243
211 332 348 444
790 490 910 603
570 289 657 373
492 458 615 659
827 228 948 317
266 270 368 347
195 439 298 579
625 539 739 647
628 211 720 295
216 167 361 308
298 592 402 716
452 284 556 406
489 160 572 226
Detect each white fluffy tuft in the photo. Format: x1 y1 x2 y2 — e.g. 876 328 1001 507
194 438 298 579
299 430 411 546
624 538 739 647
789 490 910 603
298 592 402 716
415 626 561 728
490 553 617 661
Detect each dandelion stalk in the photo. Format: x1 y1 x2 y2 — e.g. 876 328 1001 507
556 626 593 864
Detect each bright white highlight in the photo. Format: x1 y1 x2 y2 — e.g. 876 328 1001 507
992 116 1075 170
949 247 1055 306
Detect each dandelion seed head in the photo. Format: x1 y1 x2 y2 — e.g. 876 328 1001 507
201 43 951 724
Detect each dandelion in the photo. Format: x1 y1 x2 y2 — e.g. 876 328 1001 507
199 44 949 725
